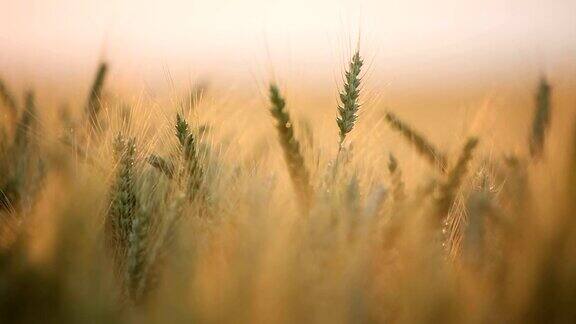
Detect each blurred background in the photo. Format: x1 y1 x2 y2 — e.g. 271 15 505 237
1 0 575 153
2 0 575 82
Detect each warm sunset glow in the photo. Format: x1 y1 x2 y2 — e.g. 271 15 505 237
2 0 575 82
2 1 576 323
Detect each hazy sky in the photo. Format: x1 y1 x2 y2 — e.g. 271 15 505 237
1 0 575 84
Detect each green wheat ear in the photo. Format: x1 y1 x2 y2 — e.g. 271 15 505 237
85 62 108 132
529 77 551 159
384 111 448 173
269 84 313 212
107 134 138 265
336 51 363 147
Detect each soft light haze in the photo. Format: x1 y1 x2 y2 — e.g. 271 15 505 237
1 0 575 85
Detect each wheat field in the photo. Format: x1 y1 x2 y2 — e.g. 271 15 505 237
1 46 576 324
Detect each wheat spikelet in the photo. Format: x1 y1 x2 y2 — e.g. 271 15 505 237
85 62 108 132
269 84 313 212
384 111 448 172
529 77 551 159
336 51 363 146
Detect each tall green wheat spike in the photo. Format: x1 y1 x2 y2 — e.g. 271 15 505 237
336 51 363 146
85 62 108 131
269 84 313 212
529 77 551 159
107 134 138 262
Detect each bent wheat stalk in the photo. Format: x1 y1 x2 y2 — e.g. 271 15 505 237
384 111 448 172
